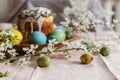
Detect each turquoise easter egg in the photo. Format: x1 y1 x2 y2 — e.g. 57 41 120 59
84 41 92 49
51 29 66 42
30 31 47 44
57 27 66 32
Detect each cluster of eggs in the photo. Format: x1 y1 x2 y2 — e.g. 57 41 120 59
30 27 73 44
17 7 73 44
11 27 73 45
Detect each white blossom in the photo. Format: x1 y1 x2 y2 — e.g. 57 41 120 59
0 52 5 59
48 38 58 44
42 47 48 52
23 47 29 51
30 45 38 49
23 45 38 54
113 19 118 24
7 49 18 56
72 20 79 26
47 40 56 54
17 58 30 66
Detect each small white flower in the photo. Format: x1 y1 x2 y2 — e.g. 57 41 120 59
42 47 48 52
2 39 13 49
17 58 30 66
48 39 54 43
30 45 34 49
8 31 15 36
23 47 29 51
113 19 118 24
30 45 38 49
7 49 18 56
65 18 71 24
34 45 39 49
47 44 53 51
60 21 69 27
72 20 79 26
0 52 5 59
1 43 5 47
47 42 55 54
0 43 5 51
23 45 38 54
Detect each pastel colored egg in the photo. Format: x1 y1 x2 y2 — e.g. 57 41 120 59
11 29 23 45
80 53 94 64
65 30 73 39
84 41 92 49
100 46 110 56
30 31 47 44
37 56 51 67
51 29 66 42
57 27 66 32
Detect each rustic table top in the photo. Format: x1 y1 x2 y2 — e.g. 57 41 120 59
0 31 120 80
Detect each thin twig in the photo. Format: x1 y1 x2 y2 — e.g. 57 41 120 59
0 47 83 63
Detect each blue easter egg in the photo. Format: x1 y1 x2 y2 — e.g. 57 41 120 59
84 41 91 48
30 31 47 44
57 27 66 32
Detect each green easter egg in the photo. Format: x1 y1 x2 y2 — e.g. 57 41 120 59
37 56 51 67
100 46 110 56
66 30 73 39
52 29 66 42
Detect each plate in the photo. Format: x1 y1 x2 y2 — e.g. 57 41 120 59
14 35 78 54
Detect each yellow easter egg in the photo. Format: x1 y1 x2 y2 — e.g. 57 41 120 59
80 53 93 64
12 29 23 45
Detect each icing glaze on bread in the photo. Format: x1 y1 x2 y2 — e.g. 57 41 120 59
18 7 54 44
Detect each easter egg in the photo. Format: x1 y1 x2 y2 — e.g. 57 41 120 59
100 46 110 56
30 31 47 44
57 27 66 32
65 30 73 39
80 53 94 64
84 41 92 49
37 56 51 67
47 35 57 42
51 29 66 42
11 29 23 45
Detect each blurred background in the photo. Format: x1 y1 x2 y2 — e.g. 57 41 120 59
0 0 120 32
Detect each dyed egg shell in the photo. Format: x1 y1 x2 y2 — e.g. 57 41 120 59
66 30 73 39
47 35 57 42
30 31 47 44
57 27 66 32
100 46 110 56
11 29 23 45
37 56 51 67
84 41 91 48
51 29 66 42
